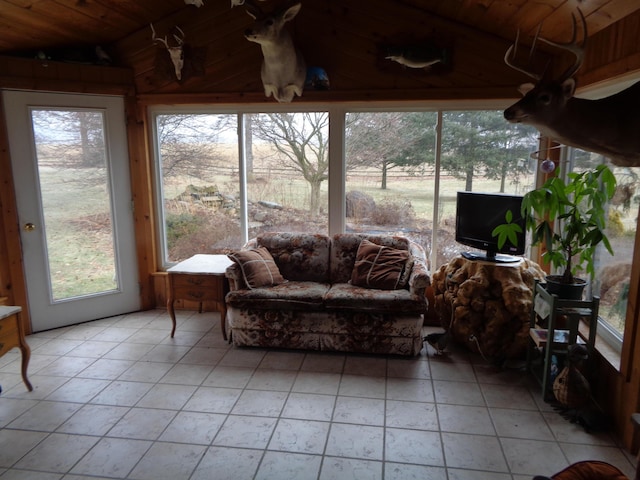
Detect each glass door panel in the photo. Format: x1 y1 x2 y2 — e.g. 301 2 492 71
31 108 118 301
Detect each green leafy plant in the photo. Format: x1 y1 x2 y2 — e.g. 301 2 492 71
521 164 617 284
492 209 523 252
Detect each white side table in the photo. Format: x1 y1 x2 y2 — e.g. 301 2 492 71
167 254 233 340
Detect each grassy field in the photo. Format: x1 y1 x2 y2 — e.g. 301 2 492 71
38 166 117 300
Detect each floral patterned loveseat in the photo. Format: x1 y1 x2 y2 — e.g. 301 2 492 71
225 232 430 356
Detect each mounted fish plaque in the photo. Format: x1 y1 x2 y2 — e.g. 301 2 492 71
382 42 450 71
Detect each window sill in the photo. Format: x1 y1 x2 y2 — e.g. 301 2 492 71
579 321 621 371
594 334 622 371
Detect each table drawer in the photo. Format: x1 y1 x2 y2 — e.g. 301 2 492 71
171 273 225 300
0 329 19 356
0 317 18 337
171 275 221 289
172 285 220 302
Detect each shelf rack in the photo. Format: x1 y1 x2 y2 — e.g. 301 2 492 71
527 280 599 400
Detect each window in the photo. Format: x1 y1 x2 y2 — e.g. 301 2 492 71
342 109 538 269
152 105 538 269
438 110 538 267
568 148 637 352
344 111 438 252
154 112 241 263
152 110 328 264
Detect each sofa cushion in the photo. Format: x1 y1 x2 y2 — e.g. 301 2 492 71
330 234 410 284
351 239 411 290
226 281 330 310
324 283 426 314
257 232 331 283
227 247 286 289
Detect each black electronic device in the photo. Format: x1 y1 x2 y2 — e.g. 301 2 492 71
455 191 526 263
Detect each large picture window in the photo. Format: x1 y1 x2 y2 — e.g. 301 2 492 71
153 111 329 264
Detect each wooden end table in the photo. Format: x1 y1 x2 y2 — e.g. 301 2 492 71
167 254 233 340
0 306 33 392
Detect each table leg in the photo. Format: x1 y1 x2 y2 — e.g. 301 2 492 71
221 277 229 342
220 303 227 341
16 312 33 392
19 342 33 391
167 297 176 338
167 273 177 338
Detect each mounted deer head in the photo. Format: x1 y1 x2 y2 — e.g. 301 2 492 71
503 10 640 167
150 24 186 81
244 1 306 103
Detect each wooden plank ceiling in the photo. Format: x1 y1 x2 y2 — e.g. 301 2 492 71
1 0 639 97
1 0 636 53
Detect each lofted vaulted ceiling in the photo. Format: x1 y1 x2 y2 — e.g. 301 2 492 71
1 0 637 54
1 0 639 98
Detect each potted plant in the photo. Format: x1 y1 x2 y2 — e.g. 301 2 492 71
494 164 617 299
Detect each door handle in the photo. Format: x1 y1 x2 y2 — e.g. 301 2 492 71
23 223 36 232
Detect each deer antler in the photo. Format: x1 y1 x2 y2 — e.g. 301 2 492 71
504 25 543 81
243 0 264 19
504 9 586 83
173 26 185 46
150 23 169 49
537 9 587 82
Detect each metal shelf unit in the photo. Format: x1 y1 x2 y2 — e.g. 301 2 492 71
527 280 599 400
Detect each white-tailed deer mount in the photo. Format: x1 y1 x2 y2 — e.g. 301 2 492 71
150 24 185 81
503 10 640 167
244 2 306 103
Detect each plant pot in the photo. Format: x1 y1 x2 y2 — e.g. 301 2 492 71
544 275 588 300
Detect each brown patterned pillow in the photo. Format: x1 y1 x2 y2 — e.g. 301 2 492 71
351 239 410 290
228 247 286 289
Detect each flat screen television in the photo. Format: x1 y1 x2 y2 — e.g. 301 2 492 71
455 191 526 263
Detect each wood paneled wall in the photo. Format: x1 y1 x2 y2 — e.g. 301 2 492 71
114 0 529 100
111 1 640 102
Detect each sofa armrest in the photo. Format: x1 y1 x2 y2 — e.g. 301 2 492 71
225 263 247 291
408 242 431 295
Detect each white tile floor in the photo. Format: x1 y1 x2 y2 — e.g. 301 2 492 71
0 309 635 480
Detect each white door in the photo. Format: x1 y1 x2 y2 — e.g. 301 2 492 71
3 90 140 332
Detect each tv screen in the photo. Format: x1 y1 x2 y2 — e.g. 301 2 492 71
455 191 526 263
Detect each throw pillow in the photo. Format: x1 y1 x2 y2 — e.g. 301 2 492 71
228 247 286 289
351 239 410 290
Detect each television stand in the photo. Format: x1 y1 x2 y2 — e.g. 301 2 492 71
432 256 546 359
461 251 521 264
